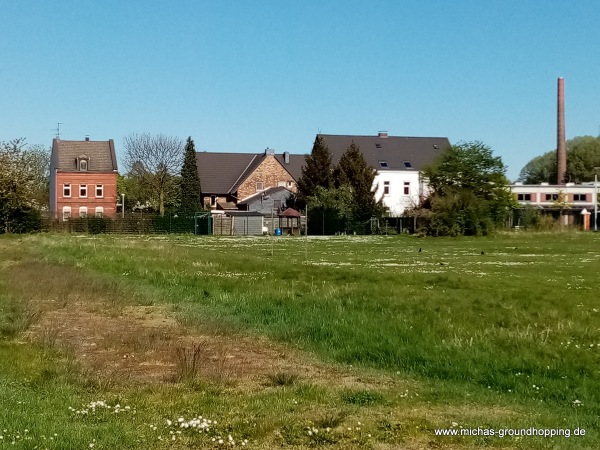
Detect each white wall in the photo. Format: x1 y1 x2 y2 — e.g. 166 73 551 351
373 170 422 216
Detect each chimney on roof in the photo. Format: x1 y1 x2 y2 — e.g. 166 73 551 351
265 148 275 156
378 131 388 138
284 151 290 164
85 136 90 142
557 77 567 185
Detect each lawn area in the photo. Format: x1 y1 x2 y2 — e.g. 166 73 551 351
0 232 599 449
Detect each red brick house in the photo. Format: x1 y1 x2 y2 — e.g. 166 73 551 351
196 148 304 210
49 138 119 220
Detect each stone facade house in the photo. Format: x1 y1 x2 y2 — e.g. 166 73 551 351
196 149 304 210
49 138 119 220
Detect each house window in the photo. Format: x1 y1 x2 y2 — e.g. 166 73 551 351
210 195 216 207
379 161 389 168
62 206 71 221
403 161 413 168
403 182 410 195
256 182 264 192
545 193 559 201
79 159 88 171
80 184 87 198
63 184 71 197
517 193 532 201
287 181 293 188
278 181 286 187
79 206 88 218
95 184 103 198
383 181 390 196
574 194 588 201
95 207 104 217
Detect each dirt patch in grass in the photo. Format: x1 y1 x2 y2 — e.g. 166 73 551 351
26 301 395 391
3 255 389 390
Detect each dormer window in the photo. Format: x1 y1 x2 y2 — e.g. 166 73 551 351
77 155 89 171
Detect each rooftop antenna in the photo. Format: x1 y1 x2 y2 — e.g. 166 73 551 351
53 122 63 139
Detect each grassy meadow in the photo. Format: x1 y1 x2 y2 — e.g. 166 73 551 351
1 232 599 449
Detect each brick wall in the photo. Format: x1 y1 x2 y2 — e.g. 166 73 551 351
237 155 296 200
54 172 118 218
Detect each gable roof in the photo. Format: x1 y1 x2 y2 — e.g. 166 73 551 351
195 152 257 194
317 134 450 171
51 138 118 172
196 151 305 195
237 186 293 206
274 154 305 180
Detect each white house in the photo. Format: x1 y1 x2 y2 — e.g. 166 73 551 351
318 133 450 216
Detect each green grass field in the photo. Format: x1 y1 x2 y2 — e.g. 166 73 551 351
1 232 599 449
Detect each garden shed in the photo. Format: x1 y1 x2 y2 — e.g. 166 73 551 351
226 211 265 236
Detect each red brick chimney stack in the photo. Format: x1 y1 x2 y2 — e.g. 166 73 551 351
557 77 567 185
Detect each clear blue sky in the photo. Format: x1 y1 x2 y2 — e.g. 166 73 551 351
3 0 600 181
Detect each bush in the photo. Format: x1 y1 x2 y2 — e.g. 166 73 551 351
428 190 494 236
535 214 558 231
0 207 42 234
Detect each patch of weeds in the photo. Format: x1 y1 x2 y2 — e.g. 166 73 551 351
341 389 385 406
267 371 299 387
174 344 206 382
377 419 405 443
314 410 348 428
0 295 40 338
307 426 340 445
279 423 306 446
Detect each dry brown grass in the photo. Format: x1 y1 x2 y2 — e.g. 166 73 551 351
3 253 400 393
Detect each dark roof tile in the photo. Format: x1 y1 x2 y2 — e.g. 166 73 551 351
51 138 118 172
196 151 305 194
196 152 256 194
318 134 450 171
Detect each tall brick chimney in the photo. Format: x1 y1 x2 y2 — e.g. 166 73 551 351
557 77 567 185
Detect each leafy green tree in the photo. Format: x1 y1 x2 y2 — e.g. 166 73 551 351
305 185 354 234
297 135 334 197
0 138 46 233
421 141 514 236
565 136 600 183
518 150 556 184
518 136 600 184
335 141 385 224
22 144 50 208
123 133 184 216
179 137 203 214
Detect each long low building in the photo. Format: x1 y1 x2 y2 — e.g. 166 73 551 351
511 182 599 226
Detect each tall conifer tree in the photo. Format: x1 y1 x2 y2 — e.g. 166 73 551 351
297 135 334 198
335 141 383 222
179 137 203 214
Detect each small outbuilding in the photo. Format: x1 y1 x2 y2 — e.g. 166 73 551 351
237 186 294 215
226 210 265 236
278 208 303 235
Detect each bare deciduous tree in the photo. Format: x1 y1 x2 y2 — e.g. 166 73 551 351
123 133 184 216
